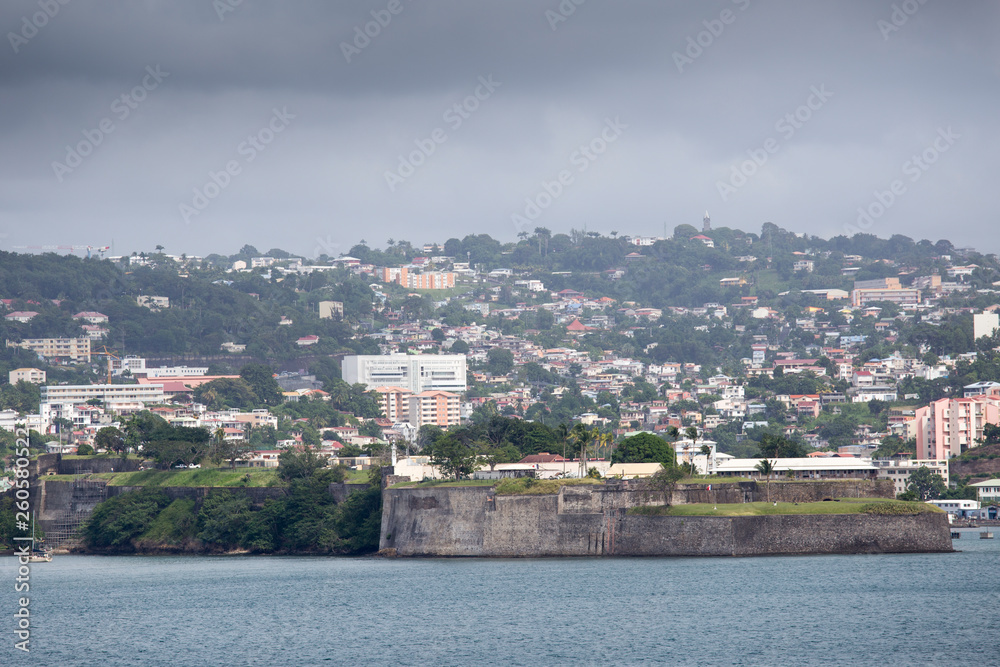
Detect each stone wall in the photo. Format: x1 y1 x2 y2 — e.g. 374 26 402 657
666 479 894 505
380 484 952 558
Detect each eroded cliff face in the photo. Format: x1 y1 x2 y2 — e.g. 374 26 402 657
380 485 954 558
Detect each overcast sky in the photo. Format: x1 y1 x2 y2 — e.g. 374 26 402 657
1 0 997 259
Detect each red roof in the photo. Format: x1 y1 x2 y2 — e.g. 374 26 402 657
565 319 594 332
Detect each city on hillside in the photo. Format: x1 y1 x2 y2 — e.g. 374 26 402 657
2 223 1000 521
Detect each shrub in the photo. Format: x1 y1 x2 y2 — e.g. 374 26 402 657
83 490 171 549
859 502 934 515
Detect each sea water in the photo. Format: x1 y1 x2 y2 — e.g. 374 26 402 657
2 532 997 666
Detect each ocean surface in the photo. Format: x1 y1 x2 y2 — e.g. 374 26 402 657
3 529 998 666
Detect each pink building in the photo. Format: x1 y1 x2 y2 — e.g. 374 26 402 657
915 395 1000 459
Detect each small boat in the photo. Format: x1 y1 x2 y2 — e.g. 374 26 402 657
27 512 53 562
28 548 52 563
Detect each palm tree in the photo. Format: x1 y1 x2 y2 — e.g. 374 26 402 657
755 459 776 502
556 423 570 477
568 423 590 477
684 426 699 471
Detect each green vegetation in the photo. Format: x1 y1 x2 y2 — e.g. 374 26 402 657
136 498 198 547
391 479 496 488
80 448 383 554
93 468 281 487
494 477 603 495
858 501 939 515
612 432 675 465
627 498 939 516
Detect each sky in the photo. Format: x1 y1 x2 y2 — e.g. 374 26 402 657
1 0 997 260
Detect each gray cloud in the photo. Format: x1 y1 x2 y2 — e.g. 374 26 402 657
1 0 998 257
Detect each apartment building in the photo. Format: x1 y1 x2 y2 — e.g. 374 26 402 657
407 272 456 290
851 288 921 308
373 386 412 422
9 368 46 384
914 395 1000 459
8 337 91 362
380 267 409 285
407 390 461 427
342 354 467 393
109 356 147 376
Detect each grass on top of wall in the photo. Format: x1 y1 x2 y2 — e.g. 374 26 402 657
494 478 604 495
93 468 283 488
628 498 940 517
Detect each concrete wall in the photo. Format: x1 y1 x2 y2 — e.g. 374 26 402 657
380 484 953 557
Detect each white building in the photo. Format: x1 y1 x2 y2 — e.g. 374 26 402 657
714 457 878 480
9 368 45 384
109 356 147 376
40 383 165 421
137 295 170 310
973 311 1000 341
342 354 467 393
872 458 949 496
926 499 980 518
0 410 46 433
970 478 1000 504
144 366 210 378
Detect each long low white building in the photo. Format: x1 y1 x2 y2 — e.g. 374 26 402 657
40 383 165 421
713 457 878 480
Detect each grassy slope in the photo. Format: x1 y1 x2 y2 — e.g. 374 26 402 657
90 468 283 487
136 498 197 546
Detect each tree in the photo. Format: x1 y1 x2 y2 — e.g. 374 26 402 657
755 459 776 502
757 433 804 458
754 458 775 480
240 363 283 406
429 435 479 480
95 426 127 456
982 423 1000 445
278 446 328 482
613 432 674 465
906 466 947 501
487 348 515 376
450 339 470 354
643 465 685 505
